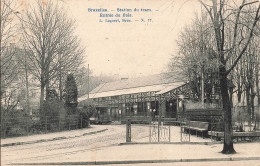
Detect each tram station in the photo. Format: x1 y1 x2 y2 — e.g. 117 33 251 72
79 73 187 122
79 73 221 124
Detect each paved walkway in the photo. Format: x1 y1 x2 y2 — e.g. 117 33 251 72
1 124 212 147
9 142 260 165
1 125 107 147
1 124 260 165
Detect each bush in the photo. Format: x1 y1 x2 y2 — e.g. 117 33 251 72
232 107 249 126
64 74 78 114
7 127 26 137
77 105 95 128
1 109 29 137
41 89 66 131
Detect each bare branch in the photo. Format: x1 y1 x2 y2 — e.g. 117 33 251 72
226 4 260 75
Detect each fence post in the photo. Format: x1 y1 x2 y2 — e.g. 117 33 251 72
76 116 78 129
26 117 29 136
3 118 6 139
149 121 151 142
189 114 191 142
58 117 61 131
69 116 70 131
75 117 79 129
81 115 83 129
250 114 252 131
210 115 213 141
169 125 171 142
158 117 160 142
126 117 131 142
180 118 182 142
45 116 47 134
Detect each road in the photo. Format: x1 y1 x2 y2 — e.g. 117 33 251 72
106 161 260 166
2 124 258 166
1 124 149 165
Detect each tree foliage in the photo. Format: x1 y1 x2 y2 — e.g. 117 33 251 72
75 67 120 97
64 74 78 114
0 0 19 104
77 105 95 128
20 0 85 116
171 13 220 102
42 89 60 117
170 0 260 154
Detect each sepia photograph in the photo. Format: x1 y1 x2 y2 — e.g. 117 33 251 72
1 0 260 165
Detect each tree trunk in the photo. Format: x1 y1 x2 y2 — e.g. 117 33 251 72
220 66 235 154
40 82 45 118
237 64 242 103
250 81 255 129
45 82 49 101
59 75 62 101
246 86 251 129
59 54 62 101
229 88 233 109
251 93 255 130
40 66 45 120
256 62 260 105
255 62 259 129
237 86 242 103
45 64 50 101
24 52 31 115
25 63 30 115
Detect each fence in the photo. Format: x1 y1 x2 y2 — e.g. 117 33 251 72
1 115 89 138
181 107 260 132
233 106 260 131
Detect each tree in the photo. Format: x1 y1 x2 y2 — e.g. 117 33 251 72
75 68 120 97
72 67 89 98
0 0 19 109
235 38 260 130
64 74 78 114
199 0 260 154
20 0 85 117
171 12 220 104
254 38 260 130
0 1 26 136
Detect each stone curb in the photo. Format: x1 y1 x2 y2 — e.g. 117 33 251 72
119 141 221 145
10 157 260 165
1 129 108 147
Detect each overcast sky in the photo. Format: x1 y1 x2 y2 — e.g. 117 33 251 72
18 0 202 78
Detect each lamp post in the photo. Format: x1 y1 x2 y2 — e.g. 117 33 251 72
201 64 204 108
126 106 131 142
87 64 90 100
153 109 156 121
147 102 150 117
178 95 185 111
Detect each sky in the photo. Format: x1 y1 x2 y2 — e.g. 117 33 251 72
17 0 203 78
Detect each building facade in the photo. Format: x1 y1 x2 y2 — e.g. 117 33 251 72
79 73 196 122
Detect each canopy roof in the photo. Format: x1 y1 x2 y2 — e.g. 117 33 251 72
78 73 186 102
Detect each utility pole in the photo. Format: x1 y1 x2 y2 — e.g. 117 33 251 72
0 0 3 113
201 65 204 107
200 4 205 108
59 54 62 101
88 64 89 100
24 49 30 115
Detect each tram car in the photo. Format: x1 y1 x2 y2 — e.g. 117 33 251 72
90 107 111 124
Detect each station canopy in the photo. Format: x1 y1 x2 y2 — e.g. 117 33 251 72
78 73 187 102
